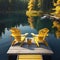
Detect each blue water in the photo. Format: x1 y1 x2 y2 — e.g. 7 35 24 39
0 14 60 60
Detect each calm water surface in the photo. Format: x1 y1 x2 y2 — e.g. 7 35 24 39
0 13 60 60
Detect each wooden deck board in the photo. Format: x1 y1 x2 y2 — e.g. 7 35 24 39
18 55 42 59
7 43 53 55
17 55 43 60
19 59 42 60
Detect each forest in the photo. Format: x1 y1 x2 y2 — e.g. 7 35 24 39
0 0 54 12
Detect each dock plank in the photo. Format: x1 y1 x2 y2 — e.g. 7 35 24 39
7 44 53 55
16 59 42 60
17 55 43 60
18 55 42 59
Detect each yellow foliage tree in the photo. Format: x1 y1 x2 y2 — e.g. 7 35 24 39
52 21 60 39
51 0 60 18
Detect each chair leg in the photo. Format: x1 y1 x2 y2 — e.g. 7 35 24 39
20 39 25 46
44 40 48 46
12 40 18 46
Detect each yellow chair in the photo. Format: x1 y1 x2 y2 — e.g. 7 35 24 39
31 28 49 47
10 27 28 46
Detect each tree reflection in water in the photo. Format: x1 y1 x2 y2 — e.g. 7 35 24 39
27 16 52 31
27 17 34 29
0 14 28 37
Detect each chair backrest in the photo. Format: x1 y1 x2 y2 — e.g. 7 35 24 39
38 28 49 40
10 27 21 41
10 27 21 37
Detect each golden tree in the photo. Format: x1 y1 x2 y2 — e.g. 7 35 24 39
52 21 60 39
51 0 60 18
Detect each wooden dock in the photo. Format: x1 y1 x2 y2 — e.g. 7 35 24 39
7 38 53 60
7 44 53 55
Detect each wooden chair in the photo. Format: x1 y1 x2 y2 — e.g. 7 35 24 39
10 27 28 46
31 28 49 47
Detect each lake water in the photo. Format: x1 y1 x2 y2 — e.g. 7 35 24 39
0 13 60 60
